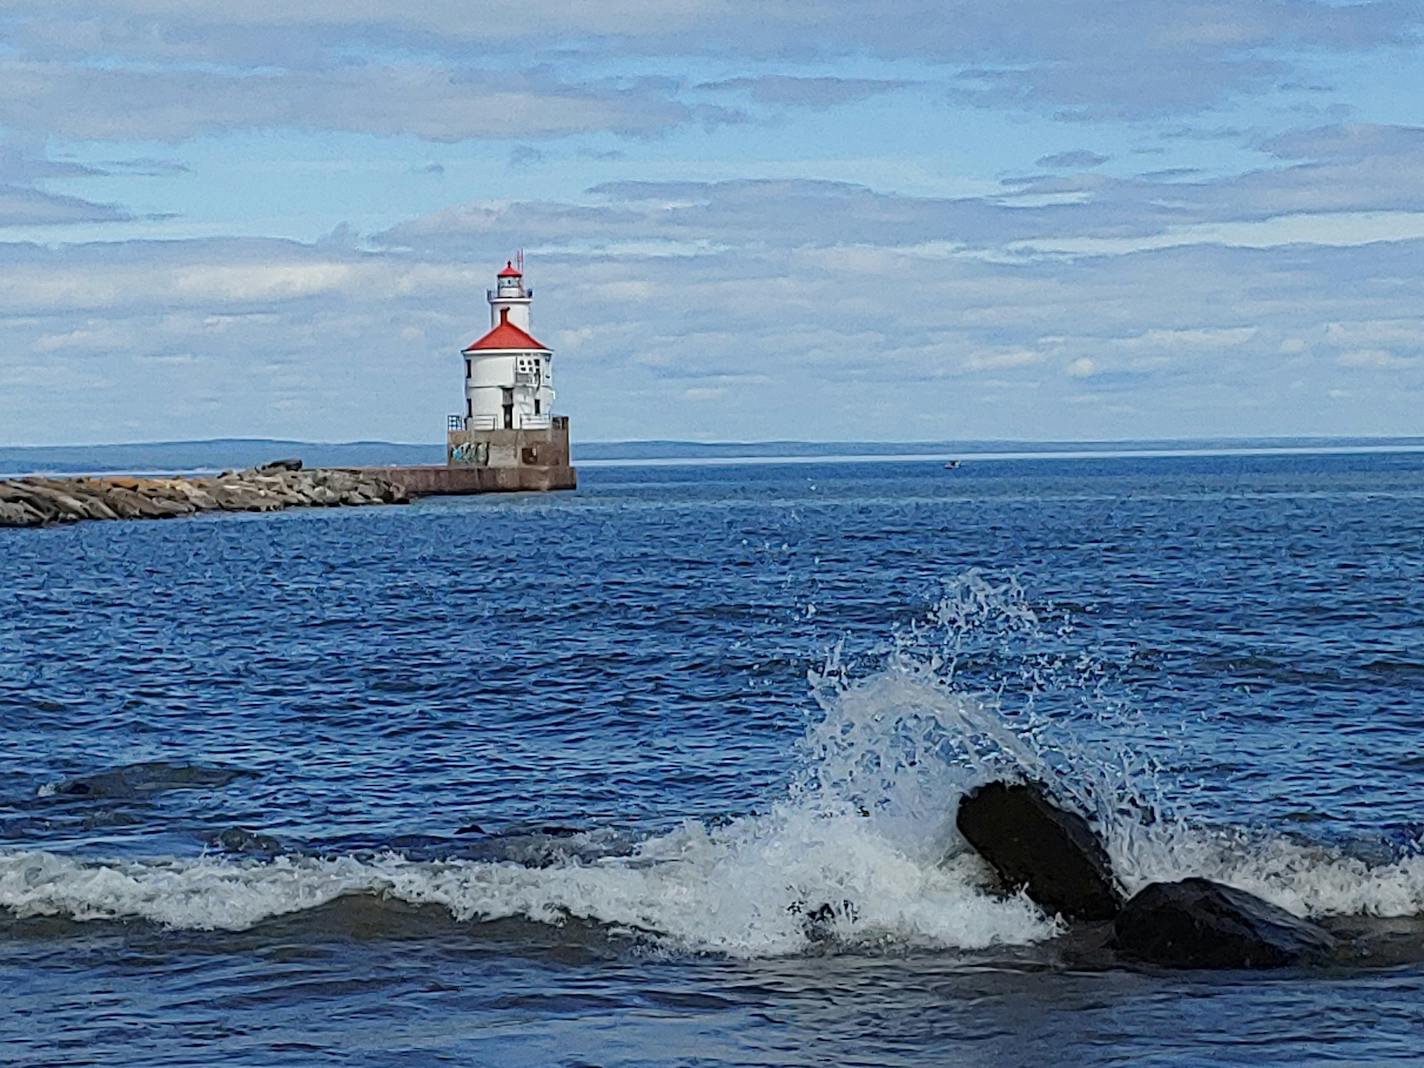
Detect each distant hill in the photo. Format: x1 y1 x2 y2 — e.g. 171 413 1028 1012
2 435 1421 475
573 436 1424 461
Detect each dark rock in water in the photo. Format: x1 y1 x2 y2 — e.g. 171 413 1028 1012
1114 877 1337 968
258 457 303 472
956 780 1122 921
210 826 284 855
49 761 251 800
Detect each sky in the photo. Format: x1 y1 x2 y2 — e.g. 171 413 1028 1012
2 1 1423 445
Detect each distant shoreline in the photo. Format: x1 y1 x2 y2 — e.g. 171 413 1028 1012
577 442 1424 468
2 436 1422 476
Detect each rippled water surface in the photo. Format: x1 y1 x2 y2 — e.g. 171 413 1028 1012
3 452 1424 1066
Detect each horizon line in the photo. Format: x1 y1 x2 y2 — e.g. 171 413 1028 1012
5 433 1424 451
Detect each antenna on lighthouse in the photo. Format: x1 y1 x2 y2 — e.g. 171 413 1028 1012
516 248 524 273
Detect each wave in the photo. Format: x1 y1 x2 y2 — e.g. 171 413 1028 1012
0 814 1052 955
6 572 1421 957
4 820 1423 957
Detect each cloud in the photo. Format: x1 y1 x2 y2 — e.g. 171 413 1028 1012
0 185 130 227
0 0 1419 142
377 131 1424 262
1324 319 1424 348
6 208 1424 443
1335 348 1418 369
4 3 1424 440
0 145 131 227
1036 150 1109 169
509 145 547 169
960 350 1042 372
1261 122 1424 160
697 76 911 110
0 238 477 316
92 157 191 177
0 61 719 143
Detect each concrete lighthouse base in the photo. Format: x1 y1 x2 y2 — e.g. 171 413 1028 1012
350 463 576 496
394 414 577 495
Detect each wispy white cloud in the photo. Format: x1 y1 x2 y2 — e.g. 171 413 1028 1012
4 2 1424 443
0 0 1418 141
0 61 721 142
1336 349 1419 369
1036 150 1109 169
3 215 1422 443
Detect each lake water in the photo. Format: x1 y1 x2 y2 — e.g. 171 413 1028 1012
3 452 1424 1066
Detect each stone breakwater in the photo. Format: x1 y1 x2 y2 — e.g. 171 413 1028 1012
0 460 410 528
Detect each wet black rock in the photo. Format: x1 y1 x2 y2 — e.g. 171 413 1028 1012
956 780 1122 921
257 458 303 472
50 761 251 800
211 827 284 855
1114 877 1338 968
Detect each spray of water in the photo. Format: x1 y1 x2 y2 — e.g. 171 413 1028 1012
4 571 1423 953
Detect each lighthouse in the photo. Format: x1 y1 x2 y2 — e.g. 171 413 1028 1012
459 260 554 431
447 258 573 488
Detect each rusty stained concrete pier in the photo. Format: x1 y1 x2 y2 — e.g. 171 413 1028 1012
354 462 576 496
406 415 577 495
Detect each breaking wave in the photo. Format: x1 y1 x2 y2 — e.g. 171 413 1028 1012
5 572 1423 956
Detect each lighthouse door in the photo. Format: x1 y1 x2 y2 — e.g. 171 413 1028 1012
501 387 514 429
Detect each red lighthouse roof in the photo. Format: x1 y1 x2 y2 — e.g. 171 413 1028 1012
463 307 550 353
497 260 522 278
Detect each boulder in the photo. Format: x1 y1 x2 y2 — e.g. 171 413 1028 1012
26 481 120 521
7 483 88 522
0 486 59 522
68 492 121 521
243 474 306 504
151 478 218 510
109 482 194 516
0 499 45 527
1114 877 1337 968
102 486 185 519
257 457 303 473
123 478 196 505
209 483 284 512
956 780 1122 921
317 470 359 494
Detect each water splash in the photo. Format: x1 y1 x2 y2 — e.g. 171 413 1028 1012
797 570 1169 855
5 571 1423 953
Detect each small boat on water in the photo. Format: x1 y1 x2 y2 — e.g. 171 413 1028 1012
943 460 961 470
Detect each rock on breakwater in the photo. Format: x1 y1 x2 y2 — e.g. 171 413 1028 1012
0 461 410 528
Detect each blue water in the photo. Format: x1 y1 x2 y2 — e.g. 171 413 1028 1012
3 452 1424 1065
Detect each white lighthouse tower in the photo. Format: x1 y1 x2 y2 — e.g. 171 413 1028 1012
447 258 572 487
459 259 555 432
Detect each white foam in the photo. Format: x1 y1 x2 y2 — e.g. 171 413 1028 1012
10 574 1420 952
1109 821 1424 919
0 808 1055 956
